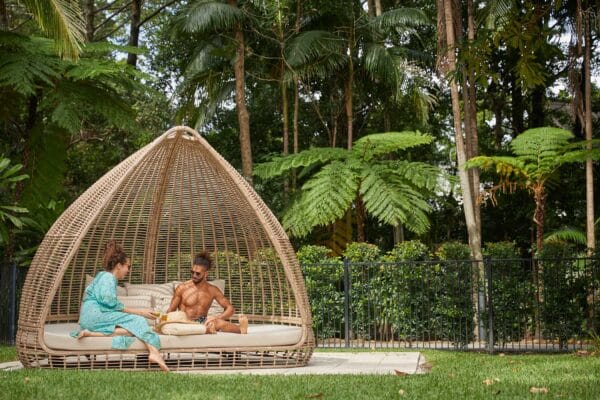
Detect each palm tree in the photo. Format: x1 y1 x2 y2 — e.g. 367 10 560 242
255 131 444 242
174 0 253 183
465 126 600 252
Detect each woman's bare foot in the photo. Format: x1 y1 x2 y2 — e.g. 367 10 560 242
75 329 91 339
239 315 248 334
148 352 169 372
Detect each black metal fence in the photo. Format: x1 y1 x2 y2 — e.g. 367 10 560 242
0 263 26 345
1 257 598 352
302 257 599 352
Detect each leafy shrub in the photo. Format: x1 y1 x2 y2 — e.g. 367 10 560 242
538 242 587 348
435 241 475 346
483 241 532 346
298 245 344 340
377 241 436 340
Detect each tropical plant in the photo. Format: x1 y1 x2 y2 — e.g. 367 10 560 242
10 0 85 59
466 126 600 252
0 157 29 244
172 0 253 183
255 131 444 241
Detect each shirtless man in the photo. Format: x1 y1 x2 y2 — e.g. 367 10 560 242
167 252 248 334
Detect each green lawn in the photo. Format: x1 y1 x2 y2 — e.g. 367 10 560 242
0 350 599 399
0 345 16 363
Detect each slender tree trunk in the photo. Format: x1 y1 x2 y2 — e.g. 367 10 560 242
440 0 482 258
1 0 9 29
126 0 142 67
292 0 301 191
229 1 252 184
345 61 354 150
584 12 595 252
84 0 95 41
277 6 289 197
374 0 382 16
356 193 366 242
533 186 546 252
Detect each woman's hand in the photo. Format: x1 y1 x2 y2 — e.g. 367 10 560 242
124 308 157 319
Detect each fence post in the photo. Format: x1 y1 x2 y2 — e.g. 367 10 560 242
485 256 494 354
8 261 17 345
343 258 350 348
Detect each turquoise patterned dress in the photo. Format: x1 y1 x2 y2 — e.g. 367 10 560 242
71 271 161 350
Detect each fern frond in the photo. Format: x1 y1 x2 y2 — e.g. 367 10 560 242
387 161 444 191
282 162 358 237
353 131 432 161
254 147 348 179
0 34 61 96
360 166 431 234
510 127 573 158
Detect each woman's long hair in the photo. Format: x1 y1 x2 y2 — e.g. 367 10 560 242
103 240 128 271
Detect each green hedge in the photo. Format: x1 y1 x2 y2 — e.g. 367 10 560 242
299 240 598 347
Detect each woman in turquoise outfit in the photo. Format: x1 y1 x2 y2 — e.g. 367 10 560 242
72 241 169 372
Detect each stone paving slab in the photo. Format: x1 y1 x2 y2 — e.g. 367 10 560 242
181 352 427 375
0 352 427 375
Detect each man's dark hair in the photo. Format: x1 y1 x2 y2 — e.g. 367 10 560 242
193 251 212 270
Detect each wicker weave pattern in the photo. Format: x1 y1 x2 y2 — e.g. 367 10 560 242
17 126 314 370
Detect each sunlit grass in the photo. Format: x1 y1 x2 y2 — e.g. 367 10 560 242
0 349 599 399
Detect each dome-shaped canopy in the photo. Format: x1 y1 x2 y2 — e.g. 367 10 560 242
17 126 314 370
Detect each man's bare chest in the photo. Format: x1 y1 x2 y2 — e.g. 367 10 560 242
181 286 213 307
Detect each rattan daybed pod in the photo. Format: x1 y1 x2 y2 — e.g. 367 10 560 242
16 126 314 370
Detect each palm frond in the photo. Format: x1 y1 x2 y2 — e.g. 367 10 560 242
372 7 431 30
363 44 399 88
282 162 358 238
285 30 344 68
481 0 514 31
353 131 433 161
544 227 587 246
20 0 85 59
176 0 244 34
254 147 348 179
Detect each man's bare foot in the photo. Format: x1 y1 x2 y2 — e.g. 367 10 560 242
205 322 216 334
148 353 169 372
239 315 248 334
75 329 90 339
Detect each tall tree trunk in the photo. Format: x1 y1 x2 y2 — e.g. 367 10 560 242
229 1 252 184
533 186 546 252
374 0 382 16
356 193 366 242
345 60 354 150
292 0 301 190
84 0 95 41
440 0 483 263
277 6 289 197
126 0 142 67
1 0 9 29
584 12 595 252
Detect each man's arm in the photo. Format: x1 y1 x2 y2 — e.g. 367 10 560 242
166 285 183 313
211 288 235 320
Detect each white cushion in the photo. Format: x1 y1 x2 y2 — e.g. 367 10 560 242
118 295 153 310
44 323 303 350
124 282 174 298
159 323 206 335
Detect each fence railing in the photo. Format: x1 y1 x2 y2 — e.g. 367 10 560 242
302 257 599 352
1 257 598 352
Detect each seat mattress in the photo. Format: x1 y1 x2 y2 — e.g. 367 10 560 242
44 323 303 351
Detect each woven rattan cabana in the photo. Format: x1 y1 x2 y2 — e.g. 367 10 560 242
16 126 314 370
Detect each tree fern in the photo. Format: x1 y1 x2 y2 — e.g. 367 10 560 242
257 131 442 239
371 7 430 30
544 227 587 246
254 147 348 179
353 131 432 161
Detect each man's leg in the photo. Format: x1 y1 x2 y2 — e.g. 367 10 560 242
210 316 248 334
